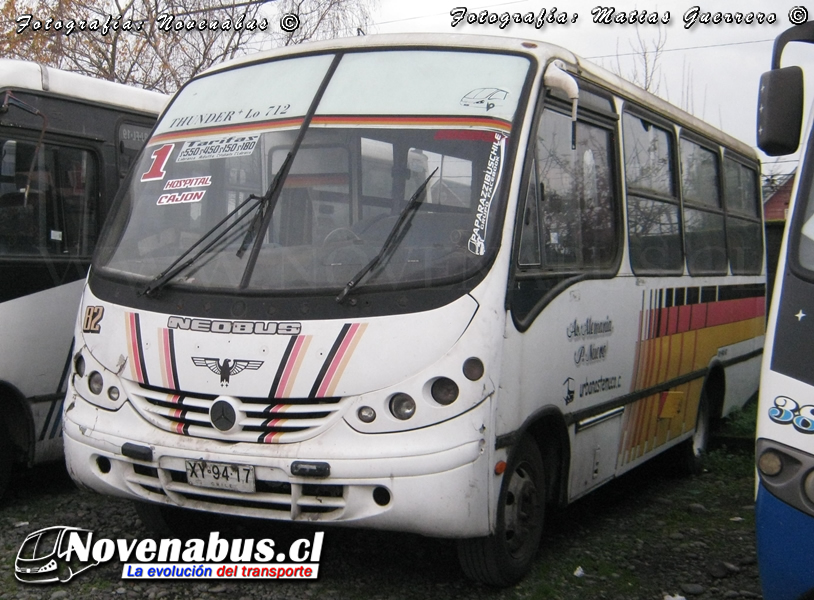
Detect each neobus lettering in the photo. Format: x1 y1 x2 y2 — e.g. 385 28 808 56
167 316 302 335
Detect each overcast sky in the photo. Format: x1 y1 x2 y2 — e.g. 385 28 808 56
367 0 814 177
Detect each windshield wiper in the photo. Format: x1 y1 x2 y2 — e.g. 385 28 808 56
336 168 437 304
236 151 293 258
140 153 293 297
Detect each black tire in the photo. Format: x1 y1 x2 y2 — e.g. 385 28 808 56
677 392 710 476
458 435 545 586
133 501 212 539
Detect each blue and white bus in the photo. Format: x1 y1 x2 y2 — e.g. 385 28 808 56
756 20 814 600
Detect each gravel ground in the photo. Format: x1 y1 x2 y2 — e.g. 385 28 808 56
0 443 760 600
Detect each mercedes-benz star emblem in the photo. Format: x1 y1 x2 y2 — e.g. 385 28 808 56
210 399 237 432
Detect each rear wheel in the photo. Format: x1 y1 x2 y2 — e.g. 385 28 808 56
458 435 545 586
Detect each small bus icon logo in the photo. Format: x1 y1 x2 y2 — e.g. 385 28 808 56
15 526 97 584
460 88 508 112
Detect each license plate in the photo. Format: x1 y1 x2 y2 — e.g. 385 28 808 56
185 460 255 493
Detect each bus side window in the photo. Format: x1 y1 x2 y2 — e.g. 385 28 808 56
534 109 616 271
680 137 727 275
724 158 763 274
623 111 683 275
0 139 97 257
118 122 152 178
518 162 542 266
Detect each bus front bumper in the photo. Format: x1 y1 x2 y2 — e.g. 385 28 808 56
63 397 494 538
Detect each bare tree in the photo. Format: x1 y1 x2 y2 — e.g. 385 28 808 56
611 24 667 96
0 0 374 93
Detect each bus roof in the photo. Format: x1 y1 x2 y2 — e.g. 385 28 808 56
0 59 168 116
199 33 756 161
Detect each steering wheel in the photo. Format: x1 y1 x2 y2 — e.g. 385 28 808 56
323 227 361 245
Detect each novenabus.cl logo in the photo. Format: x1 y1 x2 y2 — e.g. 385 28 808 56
15 526 99 584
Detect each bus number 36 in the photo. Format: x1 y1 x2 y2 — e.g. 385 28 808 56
769 396 814 434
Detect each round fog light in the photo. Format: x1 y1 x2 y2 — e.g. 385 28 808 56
389 393 416 420
88 371 104 395
758 449 783 477
108 386 120 401
373 486 391 506
431 377 459 405
357 406 376 423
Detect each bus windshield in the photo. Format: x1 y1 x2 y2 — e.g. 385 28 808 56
96 49 531 294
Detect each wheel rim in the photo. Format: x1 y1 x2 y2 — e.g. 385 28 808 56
503 460 541 557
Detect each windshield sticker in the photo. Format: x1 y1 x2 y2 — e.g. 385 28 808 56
157 190 206 206
164 176 212 191
176 135 259 163
141 144 175 182
460 88 509 112
468 132 506 256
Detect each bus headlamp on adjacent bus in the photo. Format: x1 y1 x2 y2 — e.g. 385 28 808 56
64 34 766 586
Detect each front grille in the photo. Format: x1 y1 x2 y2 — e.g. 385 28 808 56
126 380 346 444
126 461 346 520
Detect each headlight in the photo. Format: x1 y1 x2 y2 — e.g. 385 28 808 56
389 393 416 420
758 449 783 477
431 377 459 405
88 371 104 395
74 354 86 377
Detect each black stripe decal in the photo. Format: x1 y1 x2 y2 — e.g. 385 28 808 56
134 313 150 386
49 399 63 439
57 338 75 396
168 329 179 389
309 324 351 398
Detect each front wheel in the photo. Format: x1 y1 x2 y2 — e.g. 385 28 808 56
458 435 545 586
133 501 215 539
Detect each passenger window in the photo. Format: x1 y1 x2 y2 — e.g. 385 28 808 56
623 112 682 275
724 158 762 274
518 165 542 266
0 139 98 256
681 137 726 275
533 109 617 271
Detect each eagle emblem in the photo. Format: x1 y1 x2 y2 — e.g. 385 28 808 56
191 357 263 386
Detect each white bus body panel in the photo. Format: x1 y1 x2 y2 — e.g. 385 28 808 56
0 280 82 398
